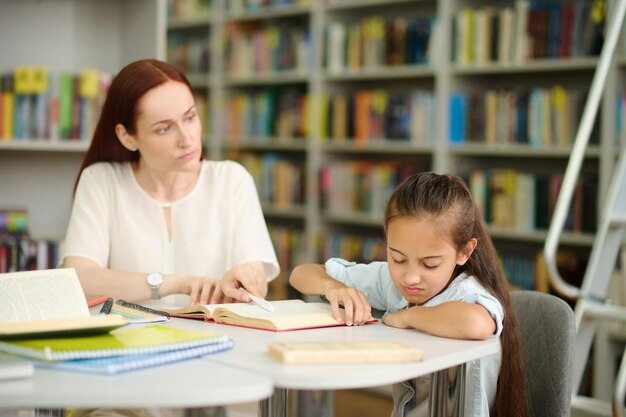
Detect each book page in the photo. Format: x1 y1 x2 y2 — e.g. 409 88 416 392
164 299 307 317
214 299 308 318
213 300 348 331
0 268 89 323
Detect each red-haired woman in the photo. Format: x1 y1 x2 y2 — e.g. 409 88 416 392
61 59 279 307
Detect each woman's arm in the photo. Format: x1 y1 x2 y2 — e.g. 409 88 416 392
382 300 496 340
290 264 371 325
61 256 223 305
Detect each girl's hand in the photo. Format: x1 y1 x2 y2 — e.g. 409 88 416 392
382 310 410 329
221 261 268 302
325 287 372 326
183 276 224 305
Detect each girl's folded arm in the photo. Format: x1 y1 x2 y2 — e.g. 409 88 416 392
383 300 496 340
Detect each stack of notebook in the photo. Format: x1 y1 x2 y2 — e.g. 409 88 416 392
0 324 233 375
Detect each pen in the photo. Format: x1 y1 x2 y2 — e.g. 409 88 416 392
99 297 114 315
87 296 109 307
240 288 274 312
115 300 171 317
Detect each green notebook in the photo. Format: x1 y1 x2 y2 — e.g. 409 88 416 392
0 324 230 361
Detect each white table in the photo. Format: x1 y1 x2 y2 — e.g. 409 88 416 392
0 318 498 416
0 347 273 410
173 319 500 417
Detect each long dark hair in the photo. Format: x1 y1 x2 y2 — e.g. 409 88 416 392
384 171 528 417
73 59 198 192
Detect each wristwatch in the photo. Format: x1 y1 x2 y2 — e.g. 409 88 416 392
146 272 164 300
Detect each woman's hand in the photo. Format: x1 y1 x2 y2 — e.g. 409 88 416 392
180 276 225 305
325 286 372 326
221 261 268 302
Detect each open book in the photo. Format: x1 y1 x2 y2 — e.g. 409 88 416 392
268 340 424 364
0 268 126 339
161 299 377 332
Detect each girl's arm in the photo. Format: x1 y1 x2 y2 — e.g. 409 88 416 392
62 256 225 305
383 300 496 340
290 264 371 325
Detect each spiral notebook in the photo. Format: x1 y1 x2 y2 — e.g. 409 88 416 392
0 324 231 361
33 339 235 375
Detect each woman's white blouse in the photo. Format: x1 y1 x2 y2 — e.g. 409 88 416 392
62 160 280 306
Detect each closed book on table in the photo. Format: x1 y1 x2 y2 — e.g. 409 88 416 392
0 324 231 361
268 340 424 364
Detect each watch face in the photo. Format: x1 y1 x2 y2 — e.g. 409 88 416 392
147 272 164 286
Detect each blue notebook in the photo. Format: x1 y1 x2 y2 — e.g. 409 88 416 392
34 339 234 375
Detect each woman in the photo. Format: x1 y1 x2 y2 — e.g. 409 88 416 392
61 59 279 307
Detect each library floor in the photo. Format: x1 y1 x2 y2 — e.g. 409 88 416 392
226 388 393 417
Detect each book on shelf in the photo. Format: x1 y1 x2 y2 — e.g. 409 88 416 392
267 340 424 364
0 324 231 362
0 268 126 339
161 299 377 332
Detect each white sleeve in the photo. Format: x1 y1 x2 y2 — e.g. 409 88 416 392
229 163 280 280
462 292 504 337
324 258 393 311
61 168 111 267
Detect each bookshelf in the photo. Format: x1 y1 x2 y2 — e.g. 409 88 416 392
0 0 165 242
165 0 621 297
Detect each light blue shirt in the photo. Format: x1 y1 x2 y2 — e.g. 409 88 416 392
324 257 503 417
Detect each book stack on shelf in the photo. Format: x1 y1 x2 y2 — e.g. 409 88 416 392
224 88 309 142
319 161 416 221
223 21 311 79
448 85 591 147
0 208 61 273
318 232 386 264
465 169 597 234
320 89 436 145
0 67 111 143
239 152 305 209
325 15 434 73
452 1 604 67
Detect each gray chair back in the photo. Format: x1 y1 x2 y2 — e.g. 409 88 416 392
511 290 575 417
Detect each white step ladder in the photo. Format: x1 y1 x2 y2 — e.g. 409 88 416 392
544 1 626 416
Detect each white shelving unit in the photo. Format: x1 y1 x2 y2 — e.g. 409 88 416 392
0 0 166 239
164 0 619 277
2 0 619 278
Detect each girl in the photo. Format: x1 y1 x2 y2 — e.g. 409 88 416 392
290 172 527 417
